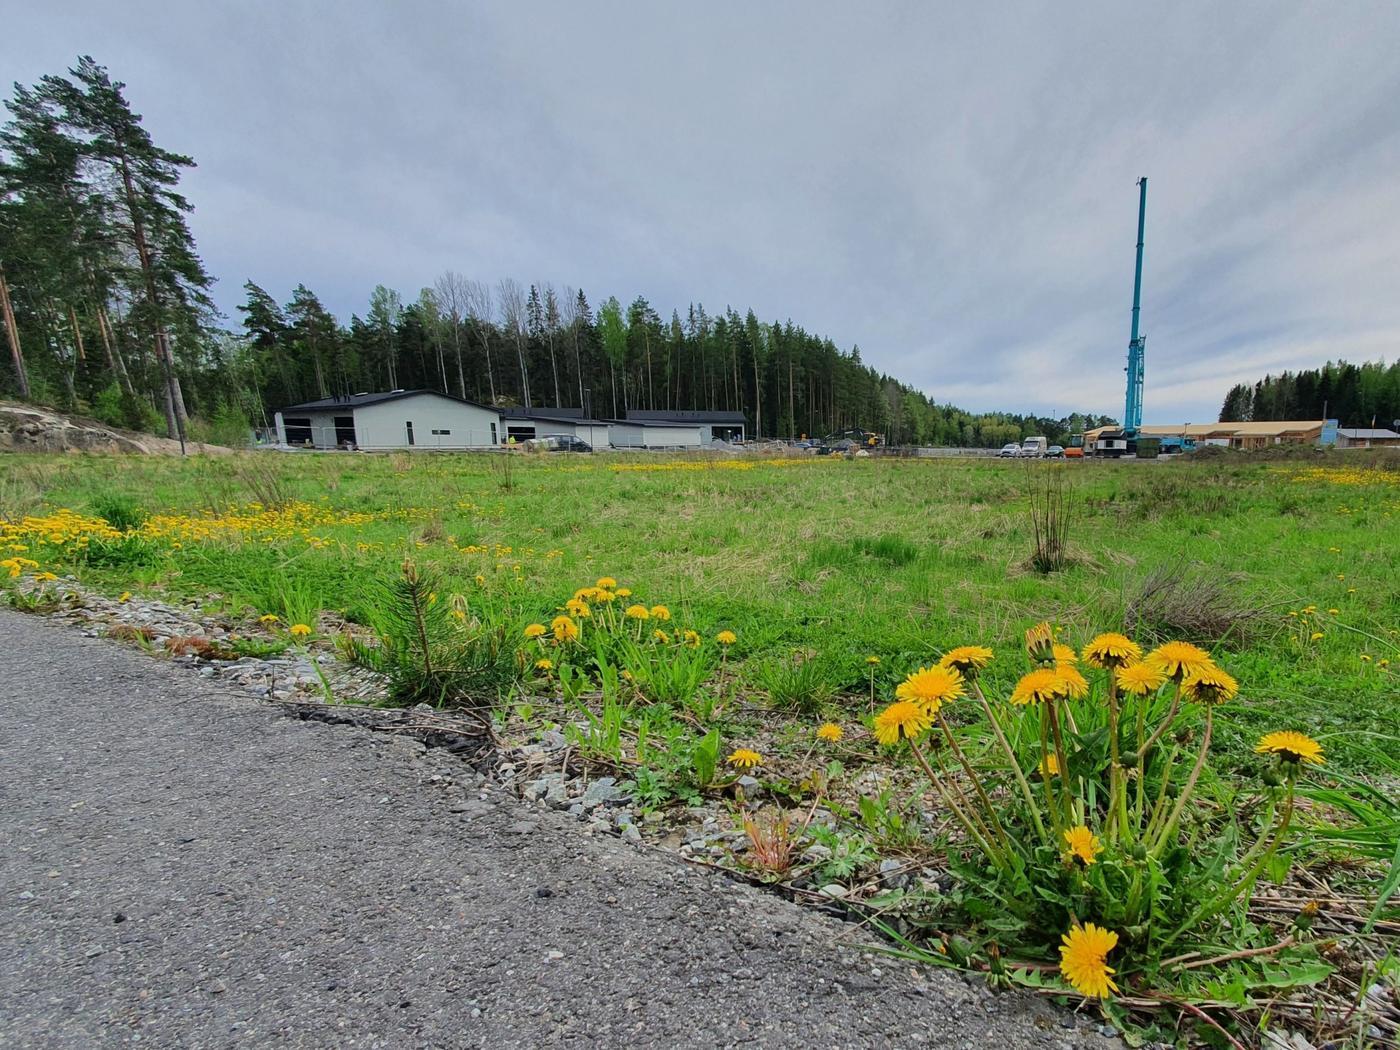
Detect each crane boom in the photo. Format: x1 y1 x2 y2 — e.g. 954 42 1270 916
1124 177 1147 437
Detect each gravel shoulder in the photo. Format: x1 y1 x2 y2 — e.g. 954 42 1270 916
0 609 1114 1049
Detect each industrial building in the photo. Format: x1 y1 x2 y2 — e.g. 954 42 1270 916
624 410 747 443
501 407 612 448
1334 427 1400 449
274 391 502 450
605 418 705 450
1082 420 1336 454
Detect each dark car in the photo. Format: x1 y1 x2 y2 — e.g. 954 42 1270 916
539 434 592 453
1046 445 1066 458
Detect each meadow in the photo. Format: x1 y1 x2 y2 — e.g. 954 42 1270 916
2 448 1398 1038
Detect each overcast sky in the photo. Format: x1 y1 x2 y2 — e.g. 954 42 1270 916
8 3 1400 421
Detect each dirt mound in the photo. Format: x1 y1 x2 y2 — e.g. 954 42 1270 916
0 401 229 454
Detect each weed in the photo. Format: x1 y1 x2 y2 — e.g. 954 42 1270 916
90 493 147 532
759 650 838 713
1025 463 1072 573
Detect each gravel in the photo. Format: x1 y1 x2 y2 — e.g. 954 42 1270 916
0 609 1117 1048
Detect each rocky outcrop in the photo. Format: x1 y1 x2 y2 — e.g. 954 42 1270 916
0 401 229 454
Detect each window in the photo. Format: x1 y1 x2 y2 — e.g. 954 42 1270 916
491 422 498 443
431 428 451 436
333 416 356 446
284 417 313 444
405 421 415 446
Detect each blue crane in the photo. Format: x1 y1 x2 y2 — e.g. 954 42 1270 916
1123 177 1148 438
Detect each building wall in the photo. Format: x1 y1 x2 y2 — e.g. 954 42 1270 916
608 423 703 449
275 410 352 449
354 395 501 450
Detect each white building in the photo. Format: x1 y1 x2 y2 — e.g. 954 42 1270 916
274 391 502 450
625 410 747 443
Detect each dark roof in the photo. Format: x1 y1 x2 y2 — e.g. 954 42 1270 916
1337 428 1400 439
502 405 585 420
625 410 747 424
602 418 703 429
278 390 498 414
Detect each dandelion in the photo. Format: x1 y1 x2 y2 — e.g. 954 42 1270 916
1360 654 1372 662
1144 640 1214 680
1053 643 1079 666
534 658 553 673
596 590 618 603
1116 662 1167 696
1336 573 1345 580
816 722 843 743
650 604 671 621
566 598 591 619
1010 668 1065 705
682 629 701 648
552 615 580 643
727 748 763 770
652 629 671 644
119 592 133 603
866 655 881 666
938 645 993 677
625 604 650 620
474 574 486 587
873 700 932 745
259 613 279 624
1182 664 1238 705
1082 633 1142 669
1025 622 1056 664
596 577 618 589
1310 631 1324 641
895 665 965 716
289 623 312 638
524 623 547 640
1059 923 1119 998
614 588 632 598
1327 608 1339 615
1255 731 1324 765
32 571 58 582
1054 664 1090 700
716 630 737 646
1063 825 1103 867
1038 753 1061 777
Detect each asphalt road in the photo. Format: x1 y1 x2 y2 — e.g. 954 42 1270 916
0 610 1114 1048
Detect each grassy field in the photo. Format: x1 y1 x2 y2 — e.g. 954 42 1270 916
4 449 1396 773
4 448 1399 1035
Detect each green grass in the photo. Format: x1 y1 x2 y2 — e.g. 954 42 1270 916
4 450 1397 775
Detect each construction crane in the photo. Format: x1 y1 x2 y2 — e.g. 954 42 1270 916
1123 176 1148 439
1072 178 1149 459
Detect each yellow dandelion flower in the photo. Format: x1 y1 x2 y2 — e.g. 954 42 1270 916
1010 668 1065 705
1038 753 1060 777
552 615 580 643
259 613 279 624
1063 825 1103 867
595 577 618 589
534 658 553 672
614 588 632 598
1255 731 1324 765
873 700 933 746
1116 662 1167 696
1182 664 1238 705
595 590 617 603
1053 643 1079 666
649 605 671 621
938 645 993 676
566 598 591 618
289 623 312 638
895 665 965 716
1144 641 1214 680
119 591 133 603
866 655 881 666
1025 622 1056 664
1360 654 1372 662
1059 923 1119 998
727 748 763 770
816 722 843 743
652 629 671 644
682 629 701 648
716 630 737 646
474 574 486 587
1327 608 1339 615
524 623 547 640
625 604 650 620
1082 633 1142 669
1055 664 1090 700
1310 631 1324 641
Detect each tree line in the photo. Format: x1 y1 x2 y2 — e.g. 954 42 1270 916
2 57 1112 449
1219 360 1400 428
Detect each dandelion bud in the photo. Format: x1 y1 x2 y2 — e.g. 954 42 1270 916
1130 843 1148 862
1025 622 1056 666
1120 750 1139 769
1261 766 1284 787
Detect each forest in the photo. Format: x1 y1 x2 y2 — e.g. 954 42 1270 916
1 57 1115 448
1218 360 1400 428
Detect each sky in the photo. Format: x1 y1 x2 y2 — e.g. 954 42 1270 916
7 2 1400 422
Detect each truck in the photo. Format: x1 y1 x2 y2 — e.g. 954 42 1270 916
1019 436 1048 458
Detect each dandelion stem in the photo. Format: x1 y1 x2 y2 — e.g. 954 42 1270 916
1152 707 1213 853
972 681 1046 842
1046 699 1074 826
936 712 1011 852
908 738 999 862
1140 682 1181 758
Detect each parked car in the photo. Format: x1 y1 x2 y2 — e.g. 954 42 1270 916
998 443 1021 457
1046 445 1065 458
533 435 592 452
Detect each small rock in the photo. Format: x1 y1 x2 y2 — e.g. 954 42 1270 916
736 776 759 792
567 803 586 819
878 858 907 890
818 884 846 899
546 950 564 961
580 777 618 806
506 820 538 835
621 824 642 843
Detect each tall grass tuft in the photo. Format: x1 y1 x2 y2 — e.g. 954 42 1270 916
1025 464 1071 573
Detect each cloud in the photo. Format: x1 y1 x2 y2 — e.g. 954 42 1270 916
6 1 1399 421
